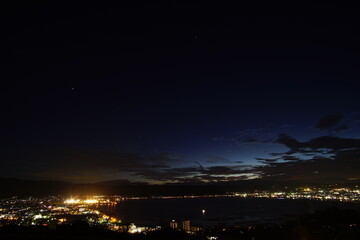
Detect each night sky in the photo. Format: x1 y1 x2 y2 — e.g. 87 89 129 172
2 2 360 184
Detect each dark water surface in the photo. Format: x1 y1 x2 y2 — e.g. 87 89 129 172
104 197 360 226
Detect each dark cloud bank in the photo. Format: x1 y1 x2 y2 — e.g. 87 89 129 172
254 113 360 183
4 134 360 185
2 114 360 185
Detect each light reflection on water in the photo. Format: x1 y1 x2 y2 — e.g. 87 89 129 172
100 197 360 227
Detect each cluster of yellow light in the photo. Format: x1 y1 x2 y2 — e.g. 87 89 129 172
64 198 98 204
64 198 80 204
128 223 144 234
0 215 18 220
83 199 99 204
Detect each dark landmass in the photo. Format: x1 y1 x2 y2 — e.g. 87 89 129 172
0 225 197 240
1 178 360 197
1 208 360 240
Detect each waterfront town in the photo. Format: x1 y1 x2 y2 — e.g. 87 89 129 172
1 186 360 234
0 194 198 234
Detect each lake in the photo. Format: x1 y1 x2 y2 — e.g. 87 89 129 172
103 197 360 227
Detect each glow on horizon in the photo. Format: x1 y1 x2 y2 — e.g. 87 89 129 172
64 198 98 204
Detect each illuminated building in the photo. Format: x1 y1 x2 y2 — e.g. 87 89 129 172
170 219 178 229
181 219 191 231
191 226 202 232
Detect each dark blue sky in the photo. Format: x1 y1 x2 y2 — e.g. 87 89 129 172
2 2 360 183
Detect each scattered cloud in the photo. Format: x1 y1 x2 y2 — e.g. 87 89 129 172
249 114 360 182
335 124 350 132
2 114 360 184
132 163 253 183
315 113 343 131
253 133 360 182
276 134 360 151
1 148 253 183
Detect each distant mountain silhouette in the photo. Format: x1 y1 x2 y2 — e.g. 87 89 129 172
97 179 149 185
1 177 359 197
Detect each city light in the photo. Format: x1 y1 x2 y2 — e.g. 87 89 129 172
64 198 99 204
64 198 80 204
2 188 360 236
83 199 99 204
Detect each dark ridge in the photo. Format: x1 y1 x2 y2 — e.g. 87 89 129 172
1 178 360 197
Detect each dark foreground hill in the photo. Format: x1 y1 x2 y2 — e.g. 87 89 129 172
0 225 197 240
1 208 360 240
